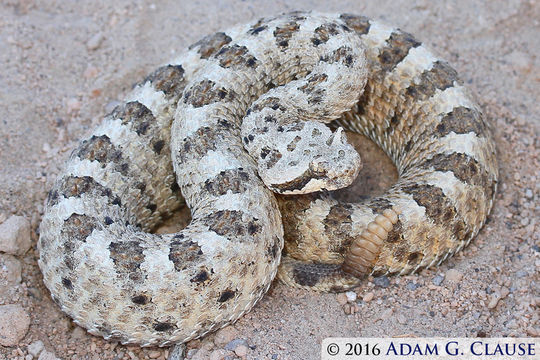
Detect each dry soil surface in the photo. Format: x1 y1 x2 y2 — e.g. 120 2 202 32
0 0 538 359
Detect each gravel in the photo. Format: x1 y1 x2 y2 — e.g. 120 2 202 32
0 215 31 256
373 276 390 288
27 340 45 357
0 304 30 346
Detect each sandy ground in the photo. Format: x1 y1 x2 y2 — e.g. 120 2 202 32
1 0 539 359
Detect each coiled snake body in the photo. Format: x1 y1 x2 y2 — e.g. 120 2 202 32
38 12 498 346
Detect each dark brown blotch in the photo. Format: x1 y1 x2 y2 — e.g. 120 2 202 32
274 20 301 48
405 61 459 101
61 277 73 290
435 107 486 138
169 239 203 272
217 289 236 302
142 65 185 98
61 213 99 243
131 294 150 305
323 204 355 252
110 101 155 136
339 14 371 35
75 135 129 175
204 168 250 196
251 96 286 113
298 73 328 94
407 251 423 266
263 149 282 169
203 210 261 240
190 269 210 283
320 46 355 67
292 262 341 287
189 32 232 59
214 44 258 69
153 322 175 332
178 126 220 163
378 30 421 72
54 176 116 207
183 79 235 108
108 240 145 277
386 219 404 243
249 18 268 35
311 23 340 46
418 153 492 198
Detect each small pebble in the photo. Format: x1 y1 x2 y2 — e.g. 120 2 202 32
86 33 104 51
336 293 348 306
38 350 60 360
148 350 161 359
373 276 390 288
525 188 533 199
83 66 99 79
396 314 407 324
0 215 32 256
0 253 22 286
380 308 393 320
487 295 501 309
432 274 445 286
224 338 248 351
66 97 81 114
406 281 421 291
0 304 30 346
345 291 357 302
209 349 232 360
70 326 87 340
213 325 239 346
445 269 463 283
363 292 374 302
234 345 248 357
27 340 45 357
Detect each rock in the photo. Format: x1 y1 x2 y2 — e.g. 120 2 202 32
209 349 233 360
213 326 239 346
406 281 421 290
235 345 248 357
167 344 186 360
345 291 357 302
86 33 104 51
432 274 445 286
0 253 22 286
0 215 31 256
379 308 394 320
363 292 374 302
0 304 30 346
224 338 248 351
66 97 81 114
487 295 501 309
70 325 87 340
38 350 60 360
336 293 348 305
524 188 533 199
343 303 358 315
27 340 44 357
373 276 390 288
445 269 463 283
148 350 162 359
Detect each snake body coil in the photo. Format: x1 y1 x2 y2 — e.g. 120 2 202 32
38 12 498 346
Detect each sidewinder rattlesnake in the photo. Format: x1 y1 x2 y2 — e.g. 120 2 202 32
38 11 498 346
